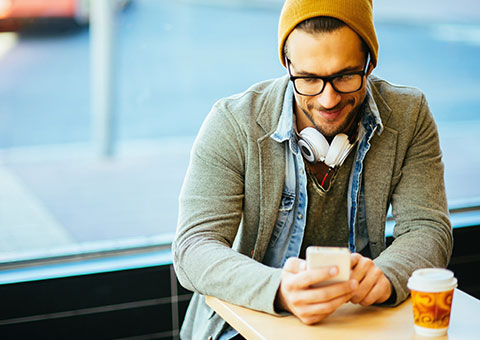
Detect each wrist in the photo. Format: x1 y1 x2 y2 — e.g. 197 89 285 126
274 285 290 313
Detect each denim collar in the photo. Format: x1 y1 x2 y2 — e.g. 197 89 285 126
362 81 384 135
270 82 295 144
270 79 383 148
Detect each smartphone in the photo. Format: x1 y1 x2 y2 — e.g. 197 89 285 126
306 246 351 287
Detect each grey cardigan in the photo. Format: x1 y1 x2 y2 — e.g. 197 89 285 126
173 75 452 340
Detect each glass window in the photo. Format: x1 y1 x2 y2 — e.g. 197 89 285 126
374 21 480 205
0 0 479 268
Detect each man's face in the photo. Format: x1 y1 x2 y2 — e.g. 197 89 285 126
285 26 371 138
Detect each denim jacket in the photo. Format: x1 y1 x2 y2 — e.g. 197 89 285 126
263 82 383 268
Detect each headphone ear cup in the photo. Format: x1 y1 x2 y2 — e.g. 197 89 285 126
298 127 329 163
325 133 350 166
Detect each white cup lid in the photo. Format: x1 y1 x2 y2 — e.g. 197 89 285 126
407 268 458 292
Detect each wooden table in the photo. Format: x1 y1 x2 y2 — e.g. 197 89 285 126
206 289 480 340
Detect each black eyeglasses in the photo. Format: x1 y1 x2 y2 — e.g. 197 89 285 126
286 54 370 96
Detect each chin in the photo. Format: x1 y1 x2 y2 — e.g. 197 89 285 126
316 119 348 136
315 125 342 139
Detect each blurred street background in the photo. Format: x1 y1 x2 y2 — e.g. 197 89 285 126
0 0 479 261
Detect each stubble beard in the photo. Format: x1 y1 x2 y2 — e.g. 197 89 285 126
300 99 358 138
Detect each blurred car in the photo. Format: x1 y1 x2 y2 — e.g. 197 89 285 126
0 0 129 32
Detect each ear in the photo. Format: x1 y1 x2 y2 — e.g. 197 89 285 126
366 61 374 76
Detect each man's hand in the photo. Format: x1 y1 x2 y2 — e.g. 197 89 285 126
349 253 392 306
275 257 359 325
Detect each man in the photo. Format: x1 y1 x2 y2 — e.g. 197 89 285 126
173 0 453 339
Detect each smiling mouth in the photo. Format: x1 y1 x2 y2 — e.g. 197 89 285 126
315 107 344 121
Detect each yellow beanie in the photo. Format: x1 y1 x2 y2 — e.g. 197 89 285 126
278 0 378 69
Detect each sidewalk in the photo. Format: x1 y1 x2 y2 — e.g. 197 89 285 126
0 138 191 262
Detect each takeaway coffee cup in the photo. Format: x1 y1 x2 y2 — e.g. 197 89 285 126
407 268 458 337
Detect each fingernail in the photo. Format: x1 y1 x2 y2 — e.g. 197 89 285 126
329 266 338 276
350 280 358 289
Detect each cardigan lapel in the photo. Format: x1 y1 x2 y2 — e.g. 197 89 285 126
364 79 398 257
252 77 289 261
253 135 286 261
364 126 398 257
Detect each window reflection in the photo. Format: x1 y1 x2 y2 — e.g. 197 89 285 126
0 0 479 265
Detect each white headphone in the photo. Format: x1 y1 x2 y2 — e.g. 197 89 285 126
298 127 354 167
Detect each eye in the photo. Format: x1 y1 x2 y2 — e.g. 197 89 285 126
302 78 321 84
336 74 356 82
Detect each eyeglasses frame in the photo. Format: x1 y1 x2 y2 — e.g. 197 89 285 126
286 54 371 96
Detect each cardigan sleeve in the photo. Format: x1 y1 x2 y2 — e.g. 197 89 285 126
172 102 283 315
374 93 453 305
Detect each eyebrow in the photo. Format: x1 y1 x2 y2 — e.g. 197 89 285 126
294 64 363 77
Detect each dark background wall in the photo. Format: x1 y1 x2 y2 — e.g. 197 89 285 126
0 265 192 340
0 224 479 340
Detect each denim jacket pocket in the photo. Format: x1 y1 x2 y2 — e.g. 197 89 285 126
268 192 295 249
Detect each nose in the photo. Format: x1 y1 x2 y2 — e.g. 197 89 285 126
317 82 342 109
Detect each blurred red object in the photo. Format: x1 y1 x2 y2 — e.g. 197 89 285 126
0 0 78 19
0 0 129 31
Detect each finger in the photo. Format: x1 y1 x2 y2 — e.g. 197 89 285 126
350 255 376 284
351 271 377 303
293 266 340 290
358 283 384 306
350 253 362 269
295 289 355 325
351 266 383 304
294 279 358 305
358 276 392 306
283 257 306 274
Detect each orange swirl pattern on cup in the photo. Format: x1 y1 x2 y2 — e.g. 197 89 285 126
411 289 454 329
